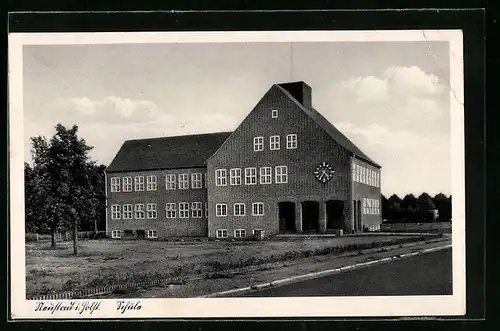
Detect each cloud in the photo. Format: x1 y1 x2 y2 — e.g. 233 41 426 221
42 96 161 124
340 76 390 103
24 96 240 165
335 122 450 196
383 66 447 97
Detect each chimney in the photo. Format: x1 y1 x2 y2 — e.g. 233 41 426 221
278 81 312 109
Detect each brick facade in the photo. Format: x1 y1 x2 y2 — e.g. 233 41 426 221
106 168 208 238
105 81 382 240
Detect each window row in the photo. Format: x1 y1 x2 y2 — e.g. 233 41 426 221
216 228 263 239
253 134 297 151
352 164 380 187
111 202 208 220
111 229 157 239
363 198 380 215
215 202 264 217
110 173 207 192
215 166 288 186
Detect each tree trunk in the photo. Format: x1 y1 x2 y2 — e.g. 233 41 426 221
51 227 56 248
73 221 79 256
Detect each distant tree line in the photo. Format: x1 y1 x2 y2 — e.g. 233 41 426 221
24 124 106 255
381 193 452 223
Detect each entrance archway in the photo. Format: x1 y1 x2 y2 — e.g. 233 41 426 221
302 201 320 233
278 202 296 233
326 200 345 230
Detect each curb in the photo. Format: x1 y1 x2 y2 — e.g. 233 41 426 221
199 243 452 298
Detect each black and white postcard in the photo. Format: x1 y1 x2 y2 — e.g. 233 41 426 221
9 30 465 319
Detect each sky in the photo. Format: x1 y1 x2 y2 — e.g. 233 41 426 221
23 41 451 197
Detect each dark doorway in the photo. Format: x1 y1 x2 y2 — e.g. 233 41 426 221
326 200 345 230
302 201 320 233
136 229 146 240
356 200 362 232
278 202 296 233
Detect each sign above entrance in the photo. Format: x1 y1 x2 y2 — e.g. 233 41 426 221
314 162 335 183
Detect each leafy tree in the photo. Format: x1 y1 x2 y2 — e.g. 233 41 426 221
401 194 418 210
387 194 402 222
434 193 452 222
26 124 100 254
49 124 95 255
417 192 437 222
381 194 389 220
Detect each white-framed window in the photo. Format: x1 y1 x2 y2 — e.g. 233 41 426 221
179 173 189 189
216 204 228 217
205 202 208 218
204 172 208 188
230 168 242 185
111 230 121 239
216 229 228 238
134 204 145 219
259 167 272 184
252 229 263 236
275 165 288 184
146 175 157 191
234 203 245 216
179 202 189 218
191 173 203 189
375 199 380 214
215 169 227 186
165 174 176 190
146 203 157 219
122 177 132 192
245 167 257 185
377 172 380 187
352 164 356 182
252 202 264 216
286 134 297 149
110 177 120 192
253 136 264 151
234 229 246 238
146 230 157 239
123 204 133 219
165 203 176 218
272 109 278 118
111 205 121 220
135 176 145 191
270 135 280 150
191 202 202 218
356 165 360 183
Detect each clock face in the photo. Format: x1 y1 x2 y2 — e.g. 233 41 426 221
314 162 335 183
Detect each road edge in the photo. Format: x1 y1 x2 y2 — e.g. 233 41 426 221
199 243 452 298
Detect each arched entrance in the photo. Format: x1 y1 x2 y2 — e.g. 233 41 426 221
278 201 296 233
302 201 320 233
326 200 345 230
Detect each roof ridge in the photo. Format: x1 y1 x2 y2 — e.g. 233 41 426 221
276 85 381 168
124 131 233 143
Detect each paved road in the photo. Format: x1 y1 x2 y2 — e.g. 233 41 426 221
242 248 452 297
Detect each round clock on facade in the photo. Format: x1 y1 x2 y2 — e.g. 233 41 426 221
314 162 335 183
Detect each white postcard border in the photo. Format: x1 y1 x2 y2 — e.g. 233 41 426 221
9 30 465 319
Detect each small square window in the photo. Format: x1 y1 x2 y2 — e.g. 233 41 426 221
147 230 157 239
272 109 278 118
111 230 121 239
234 229 246 238
216 229 228 238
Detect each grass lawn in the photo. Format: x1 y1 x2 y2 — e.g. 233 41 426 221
26 235 429 296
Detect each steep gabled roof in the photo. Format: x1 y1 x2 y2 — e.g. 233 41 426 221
276 84 381 168
106 132 232 173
